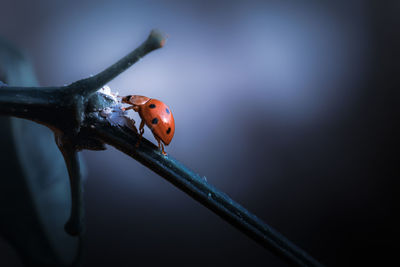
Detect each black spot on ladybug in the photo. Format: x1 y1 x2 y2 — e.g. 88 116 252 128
166 127 171 134
166 108 170 114
152 118 158 124
149 104 156 108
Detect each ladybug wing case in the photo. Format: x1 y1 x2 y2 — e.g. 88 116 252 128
139 99 175 145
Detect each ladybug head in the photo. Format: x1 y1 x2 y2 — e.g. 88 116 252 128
121 95 151 106
121 95 133 104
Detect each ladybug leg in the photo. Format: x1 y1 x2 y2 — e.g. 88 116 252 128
161 142 166 155
136 119 145 147
121 105 135 112
155 136 167 155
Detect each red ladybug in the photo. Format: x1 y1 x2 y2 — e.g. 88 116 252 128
121 95 175 155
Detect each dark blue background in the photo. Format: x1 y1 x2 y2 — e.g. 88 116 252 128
0 0 397 266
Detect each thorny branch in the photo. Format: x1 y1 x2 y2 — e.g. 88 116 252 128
0 30 323 266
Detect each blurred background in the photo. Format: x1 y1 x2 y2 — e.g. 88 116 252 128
0 0 398 266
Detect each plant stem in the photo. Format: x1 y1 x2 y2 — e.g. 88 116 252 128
89 115 323 267
56 134 85 236
0 86 59 115
70 29 166 96
0 29 324 266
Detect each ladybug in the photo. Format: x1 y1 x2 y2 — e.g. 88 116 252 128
121 95 175 155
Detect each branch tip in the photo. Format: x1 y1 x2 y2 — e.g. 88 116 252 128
71 29 167 96
148 29 167 49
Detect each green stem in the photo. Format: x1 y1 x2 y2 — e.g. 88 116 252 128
0 85 66 126
90 115 324 267
0 29 324 266
56 134 85 236
69 29 166 96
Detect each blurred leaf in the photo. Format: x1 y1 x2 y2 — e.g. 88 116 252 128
0 38 80 266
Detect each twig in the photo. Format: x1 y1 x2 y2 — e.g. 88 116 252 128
56 133 85 236
70 29 165 96
0 29 323 266
88 115 323 267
